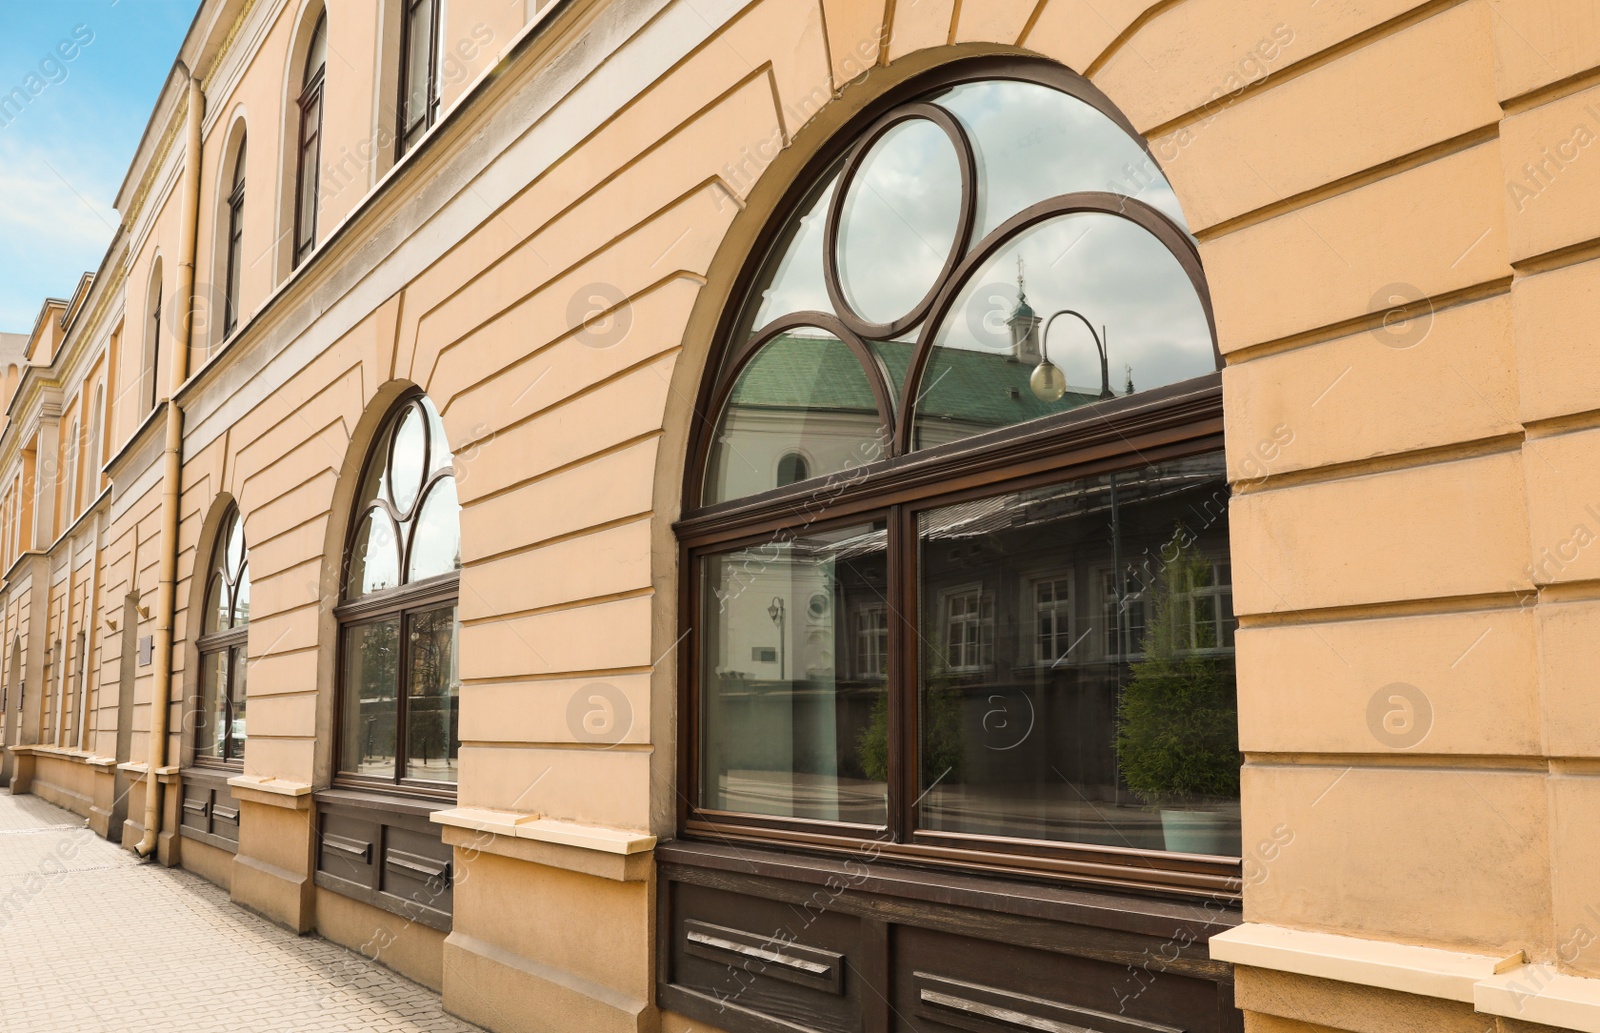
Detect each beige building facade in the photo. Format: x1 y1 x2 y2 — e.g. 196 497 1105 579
3 0 1599 1030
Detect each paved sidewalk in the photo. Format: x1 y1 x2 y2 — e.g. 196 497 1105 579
0 792 482 1033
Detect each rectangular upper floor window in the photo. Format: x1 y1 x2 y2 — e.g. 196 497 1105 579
396 0 441 160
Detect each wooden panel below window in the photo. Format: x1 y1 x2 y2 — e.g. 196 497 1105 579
178 770 241 853
313 791 452 931
658 840 1241 1033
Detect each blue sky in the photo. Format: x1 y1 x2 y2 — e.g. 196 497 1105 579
0 1 198 333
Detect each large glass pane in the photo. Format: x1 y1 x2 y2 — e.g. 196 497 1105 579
194 648 227 760
916 452 1239 856
934 79 1189 238
404 605 459 782
912 213 1214 450
342 619 400 778
407 477 461 581
700 521 889 826
228 644 248 759
836 119 962 325
703 331 889 505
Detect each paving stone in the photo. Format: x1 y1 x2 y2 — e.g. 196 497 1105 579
0 793 484 1033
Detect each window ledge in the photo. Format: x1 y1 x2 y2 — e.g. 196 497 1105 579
431 807 656 856
228 774 313 810
1212 922 1600 1030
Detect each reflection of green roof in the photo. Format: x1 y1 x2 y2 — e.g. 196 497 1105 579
727 333 1099 428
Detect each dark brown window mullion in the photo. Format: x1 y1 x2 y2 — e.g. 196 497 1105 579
886 502 911 845
392 607 411 787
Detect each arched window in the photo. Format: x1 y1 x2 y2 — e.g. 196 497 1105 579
336 392 461 790
144 261 163 413
396 0 441 159
293 11 327 268
681 66 1236 894
222 134 247 337
196 505 250 762
776 452 809 488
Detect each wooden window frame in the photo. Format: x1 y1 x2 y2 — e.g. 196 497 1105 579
332 392 460 803
146 280 161 414
193 506 250 768
292 15 327 269
395 0 441 162
675 57 1239 901
223 143 246 338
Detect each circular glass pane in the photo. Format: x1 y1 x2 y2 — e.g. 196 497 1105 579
704 330 889 505
407 477 462 582
348 507 402 597
836 119 963 326
912 213 1213 450
387 405 427 516
233 562 251 627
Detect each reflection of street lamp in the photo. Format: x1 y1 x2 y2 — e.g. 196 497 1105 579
1034 309 1113 402
767 597 786 681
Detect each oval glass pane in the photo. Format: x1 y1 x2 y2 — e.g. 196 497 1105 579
407 477 462 582
348 507 402 597
911 213 1213 450
387 405 426 515
204 573 228 634
233 561 251 627
836 119 963 326
934 80 1189 239
703 331 889 505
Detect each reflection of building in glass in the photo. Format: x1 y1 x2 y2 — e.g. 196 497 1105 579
709 282 1118 501
915 455 1236 851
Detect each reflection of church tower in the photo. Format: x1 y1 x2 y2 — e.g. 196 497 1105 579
1007 257 1042 365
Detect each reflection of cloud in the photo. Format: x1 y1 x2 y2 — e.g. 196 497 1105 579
836 120 961 324
739 79 1209 408
936 80 1188 236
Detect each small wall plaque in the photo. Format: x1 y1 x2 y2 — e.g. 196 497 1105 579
137 635 153 666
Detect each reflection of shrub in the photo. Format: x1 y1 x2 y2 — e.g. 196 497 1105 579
1116 535 1239 806
857 685 964 785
